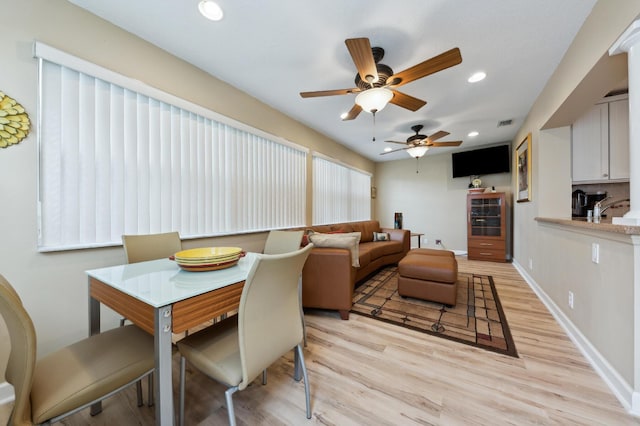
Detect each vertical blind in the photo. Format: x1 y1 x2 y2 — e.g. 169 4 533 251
312 154 371 225
36 43 307 251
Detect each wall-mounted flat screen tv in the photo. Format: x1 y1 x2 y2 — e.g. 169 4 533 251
451 144 510 178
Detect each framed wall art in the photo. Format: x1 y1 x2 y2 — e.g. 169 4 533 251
516 132 531 202
0 91 30 148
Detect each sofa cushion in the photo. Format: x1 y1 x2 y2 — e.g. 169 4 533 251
357 249 371 269
361 240 403 260
309 232 361 267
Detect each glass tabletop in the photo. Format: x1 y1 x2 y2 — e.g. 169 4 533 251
86 252 258 308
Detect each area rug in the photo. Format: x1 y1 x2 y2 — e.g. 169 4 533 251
351 266 518 357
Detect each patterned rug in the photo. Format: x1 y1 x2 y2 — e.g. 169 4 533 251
351 266 518 357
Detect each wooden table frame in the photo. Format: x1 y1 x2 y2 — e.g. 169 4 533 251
88 276 244 425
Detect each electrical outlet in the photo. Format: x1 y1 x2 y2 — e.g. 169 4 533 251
423 237 428 245
435 239 442 246
568 291 574 309
592 243 600 264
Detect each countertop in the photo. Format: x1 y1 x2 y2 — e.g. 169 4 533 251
535 217 640 235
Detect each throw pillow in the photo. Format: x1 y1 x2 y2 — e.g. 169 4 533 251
308 232 361 267
373 232 391 242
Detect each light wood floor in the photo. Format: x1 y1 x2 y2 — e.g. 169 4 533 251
2 257 639 425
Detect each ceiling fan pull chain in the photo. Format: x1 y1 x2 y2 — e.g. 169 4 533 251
372 110 377 141
416 157 420 173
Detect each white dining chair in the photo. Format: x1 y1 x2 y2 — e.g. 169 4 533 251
263 230 308 347
263 229 304 254
121 231 182 407
0 274 154 425
177 244 314 426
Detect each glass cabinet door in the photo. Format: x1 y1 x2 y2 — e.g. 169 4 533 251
469 197 502 236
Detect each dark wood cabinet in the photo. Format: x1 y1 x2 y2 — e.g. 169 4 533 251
467 192 507 262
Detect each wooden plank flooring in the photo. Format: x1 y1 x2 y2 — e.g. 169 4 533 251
2 257 639 425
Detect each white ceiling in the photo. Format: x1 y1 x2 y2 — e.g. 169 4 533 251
68 0 597 162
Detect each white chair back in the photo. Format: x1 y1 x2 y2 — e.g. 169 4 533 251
237 244 313 388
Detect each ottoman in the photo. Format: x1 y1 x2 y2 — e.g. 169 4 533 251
397 249 458 306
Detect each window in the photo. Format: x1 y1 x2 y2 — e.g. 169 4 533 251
312 154 371 225
35 42 307 251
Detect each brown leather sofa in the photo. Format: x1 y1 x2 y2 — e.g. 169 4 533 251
300 220 410 319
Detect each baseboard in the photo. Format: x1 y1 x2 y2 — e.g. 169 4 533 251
512 259 637 416
0 382 14 405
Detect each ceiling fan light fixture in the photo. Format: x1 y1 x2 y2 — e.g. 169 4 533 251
198 0 224 21
407 146 429 158
355 88 393 113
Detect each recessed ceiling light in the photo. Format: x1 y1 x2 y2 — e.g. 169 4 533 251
468 72 486 83
198 0 224 21
468 131 479 137
384 147 392 152
340 112 348 119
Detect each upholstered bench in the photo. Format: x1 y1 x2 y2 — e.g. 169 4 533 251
397 249 458 306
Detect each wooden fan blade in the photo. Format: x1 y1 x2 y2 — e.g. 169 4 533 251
300 88 360 98
345 38 379 84
389 90 426 111
380 146 411 155
388 47 462 87
384 140 409 145
428 141 463 147
426 130 450 142
342 104 363 121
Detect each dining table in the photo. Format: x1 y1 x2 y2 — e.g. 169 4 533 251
85 251 259 426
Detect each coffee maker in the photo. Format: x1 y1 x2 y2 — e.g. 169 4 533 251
572 190 607 217
572 190 586 217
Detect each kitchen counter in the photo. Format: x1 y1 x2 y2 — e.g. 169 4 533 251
535 217 640 235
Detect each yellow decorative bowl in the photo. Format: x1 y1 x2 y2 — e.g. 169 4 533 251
174 247 243 261
171 247 245 272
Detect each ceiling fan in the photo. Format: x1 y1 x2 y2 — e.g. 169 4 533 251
300 38 462 121
381 125 462 158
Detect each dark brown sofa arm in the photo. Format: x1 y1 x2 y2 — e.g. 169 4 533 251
301 247 356 320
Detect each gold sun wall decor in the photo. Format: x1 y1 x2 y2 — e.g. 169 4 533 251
0 91 31 148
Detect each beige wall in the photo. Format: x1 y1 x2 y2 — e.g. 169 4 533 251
375 151 512 253
4 0 640 409
510 0 640 408
0 0 375 389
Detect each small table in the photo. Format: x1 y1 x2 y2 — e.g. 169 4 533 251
86 253 258 426
411 232 424 248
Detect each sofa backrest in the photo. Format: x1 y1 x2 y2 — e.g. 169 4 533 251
327 220 381 243
292 220 383 244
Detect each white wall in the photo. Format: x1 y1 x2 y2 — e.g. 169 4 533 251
375 152 511 252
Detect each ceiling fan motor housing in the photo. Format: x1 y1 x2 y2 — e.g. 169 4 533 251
407 125 427 144
355 63 394 89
